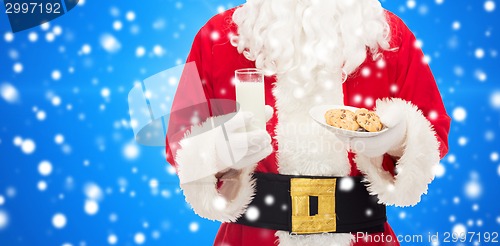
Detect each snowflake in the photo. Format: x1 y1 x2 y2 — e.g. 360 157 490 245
0 210 8 229
84 183 103 201
399 212 406 219
84 200 99 215
38 161 53 176
465 180 482 199
81 44 91 55
189 222 199 232
264 195 275 206
21 139 36 154
52 213 67 229
153 45 165 56
100 34 121 53
245 206 260 221
339 177 355 191
45 32 55 42
452 224 467 236
484 1 496 12
108 234 118 245
136 46 146 57
452 107 467 122
475 70 487 82
149 179 159 189
475 48 485 59
490 91 500 109
433 163 446 178
134 232 146 244
28 32 38 42
13 63 23 73
123 142 140 160
0 83 19 103
126 11 136 21
407 0 416 9
54 134 65 144
113 21 123 31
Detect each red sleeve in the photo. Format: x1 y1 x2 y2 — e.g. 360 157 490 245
379 13 451 174
389 13 451 159
165 27 215 167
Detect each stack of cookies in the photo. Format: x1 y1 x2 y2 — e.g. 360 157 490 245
324 108 383 132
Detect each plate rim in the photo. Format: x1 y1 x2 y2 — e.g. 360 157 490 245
309 104 388 138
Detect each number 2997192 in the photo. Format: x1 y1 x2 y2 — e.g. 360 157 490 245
5 2 61 14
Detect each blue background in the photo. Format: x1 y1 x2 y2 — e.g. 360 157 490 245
1 0 499 245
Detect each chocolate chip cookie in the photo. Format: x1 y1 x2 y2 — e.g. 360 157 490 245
355 108 383 132
324 109 360 131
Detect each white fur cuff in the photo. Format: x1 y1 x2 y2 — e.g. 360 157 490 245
180 165 256 222
176 116 257 222
355 98 440 207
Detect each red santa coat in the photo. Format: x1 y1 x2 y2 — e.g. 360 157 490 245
166 7 450 246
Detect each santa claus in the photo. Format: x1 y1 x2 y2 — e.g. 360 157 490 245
166 0 451 245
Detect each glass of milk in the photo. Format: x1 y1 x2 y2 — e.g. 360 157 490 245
235 68 266 130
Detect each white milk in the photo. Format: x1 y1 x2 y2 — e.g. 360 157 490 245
236 82 266 130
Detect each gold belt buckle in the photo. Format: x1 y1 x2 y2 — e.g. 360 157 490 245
290 178 336 234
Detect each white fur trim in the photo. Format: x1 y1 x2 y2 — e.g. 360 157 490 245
176 116 257 222
276 231 354 246
272 60 353 245
355 98 440 207
180 164 256 222
273 72 350 177
176 116 226 184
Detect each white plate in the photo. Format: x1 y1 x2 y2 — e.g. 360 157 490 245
309 105 388 138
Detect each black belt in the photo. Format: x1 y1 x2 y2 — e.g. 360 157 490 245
235 172 386 235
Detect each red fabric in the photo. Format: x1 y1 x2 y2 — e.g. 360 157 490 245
166 7 450 246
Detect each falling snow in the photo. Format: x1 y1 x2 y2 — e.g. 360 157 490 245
245 206 260 222
100 34 121 53
38 161 53 176
433 163 446 178
134 232 146 244
84 183 104 201
452 223 467 236
465 180 482 199
37 181 47 191
452 107 467 122
21 139 36 154
4 32 13 42
123 142 140 160
108 234 118 245
0 83 20 103
484 1 496 12
136 46 146 57
475 48 485 59
52 213 67 229
491 91 500 109
0 210 9 230
264 195 275 206
339 177 355 191
54 134 64 144
189 222 199 232
84 200 99 215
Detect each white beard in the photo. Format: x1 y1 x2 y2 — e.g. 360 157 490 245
232 0 390 82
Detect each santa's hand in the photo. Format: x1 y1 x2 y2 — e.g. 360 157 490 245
350 104 407 158
214 106 273 203
177 106 275 222
215 105 274 171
